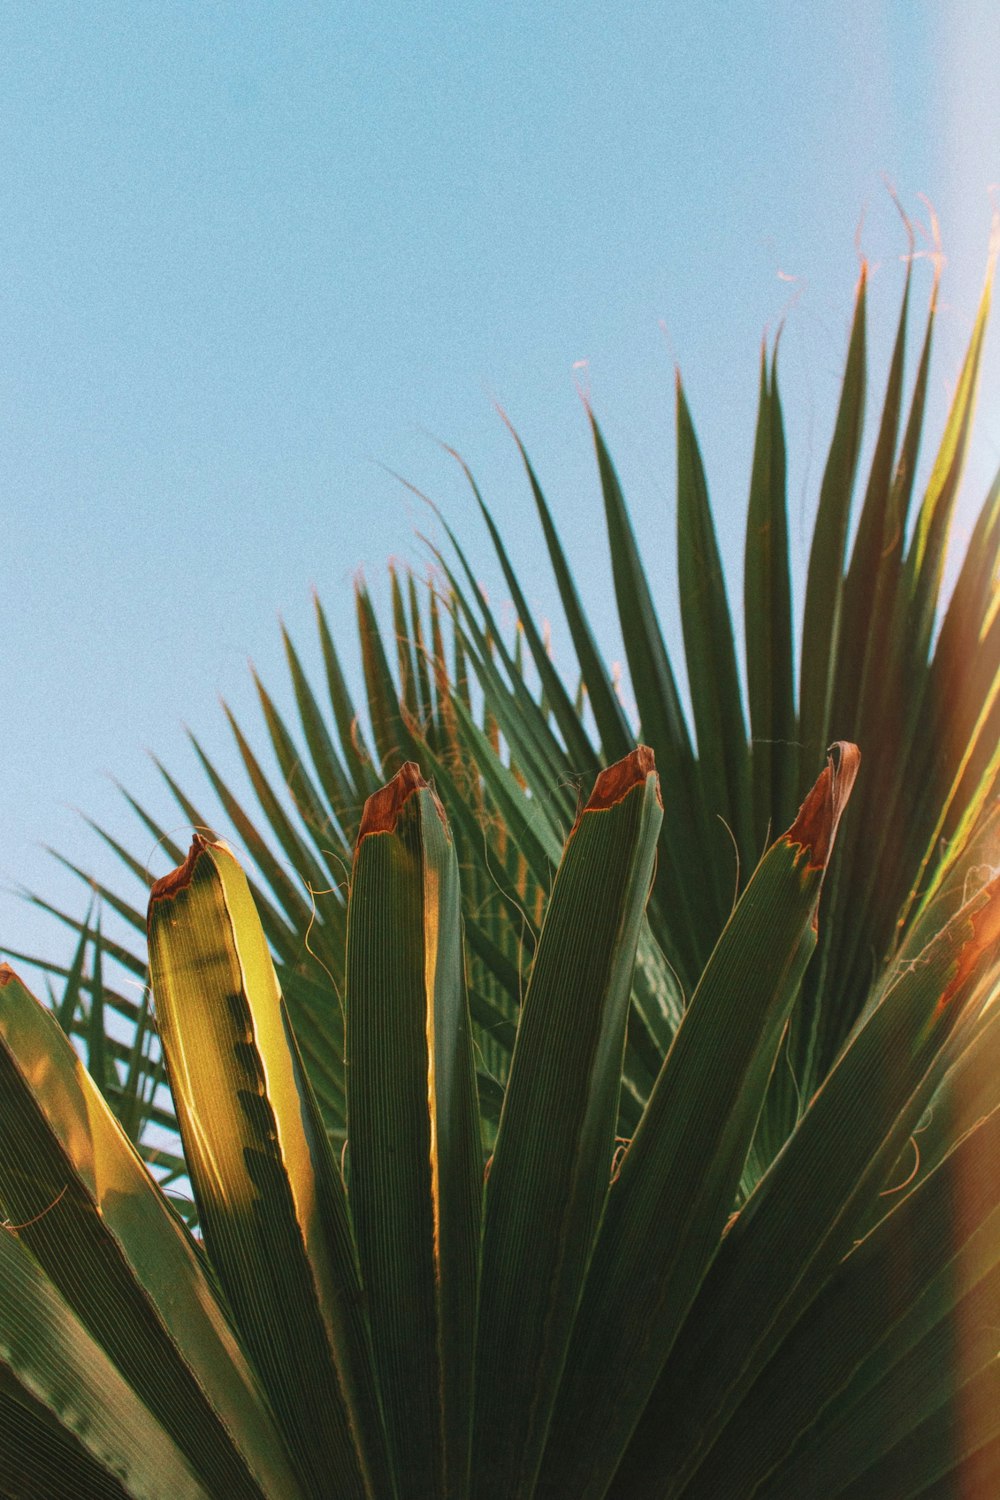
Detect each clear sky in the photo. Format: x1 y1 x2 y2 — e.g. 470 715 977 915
4 2 999 969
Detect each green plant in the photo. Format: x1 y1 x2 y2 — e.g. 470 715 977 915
13 246 999 1170
3 236 1000 1495
3 738 999 1497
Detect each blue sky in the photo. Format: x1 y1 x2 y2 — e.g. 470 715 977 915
3 2 999 968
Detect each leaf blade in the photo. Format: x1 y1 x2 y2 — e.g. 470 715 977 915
472 748 663 1499
0 964 303 1500
147 841 392 1500
540 743 860 1499
346 765 481 1498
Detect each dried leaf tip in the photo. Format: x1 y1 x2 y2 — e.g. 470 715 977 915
0 963 15 987
585 747 660 815
785 742 861 872
149 834 213 906
358 761 441 840
935 874 1000 1017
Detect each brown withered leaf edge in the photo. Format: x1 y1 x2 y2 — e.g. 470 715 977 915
569 746 661 838
357 760 447 843
784 742 861 873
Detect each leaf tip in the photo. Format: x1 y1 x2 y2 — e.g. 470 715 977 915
784 741 860 871
358 761 440 840
935 873 1000 1017
0 963 15 987
584 746 660 817
148 834 212 908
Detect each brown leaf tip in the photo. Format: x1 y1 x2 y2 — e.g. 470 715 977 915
0 963 15 987
586 746 661 815
358 761 440 840
785 742 861 872
149 834 212 907
936 874 1000 1017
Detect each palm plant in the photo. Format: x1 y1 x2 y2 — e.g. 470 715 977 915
2 236 1000 1495
3 739 998 1498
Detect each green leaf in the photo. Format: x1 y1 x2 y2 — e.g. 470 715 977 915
80 806 162 892
390 564 422 725
677 1094 1000 1496
472 748 663 1499
314 589 381 798
448 690 562 884
744 342 796 852
223 699 345 951
905 254 995 668
455 444 599 776
798 265 867 778
277 964 347 1141
424 538 574 809
356 579 410 775
9 893 144 980
540 743 860 1500
46 850 146 936
842 1357 1000 1500
807 278 940 1075
590 413 692 765
0 964 303 1500
149 751 307 973
119 979 157 1144
0 1228 211 1500
86 917 109 1093
614 870 1000 1497
675 372 751 865
347 764 481 1498
427 583 459 750
54 899 94 1035
147 840 392 1500
0 1359 141 1500
185 732 321 948
833 261 912 738
500 410 634 761
281 619 363 846
250 665 353 885
112 777 189 869
587 409 711 981
407 571 437 738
